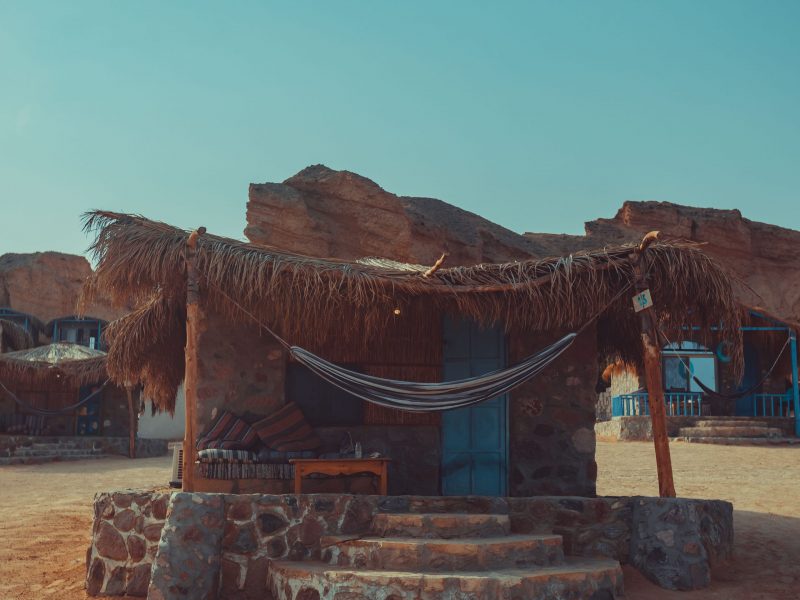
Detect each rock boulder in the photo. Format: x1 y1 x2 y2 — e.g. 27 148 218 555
0 252 122 323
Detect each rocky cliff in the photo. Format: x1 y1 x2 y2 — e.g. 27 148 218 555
246 165 587 266
0 252 122 324
247 166 800 326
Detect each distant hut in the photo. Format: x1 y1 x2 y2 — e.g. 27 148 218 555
0 318 34 353
46 315 108 350
0 338 137 446
82 211 743 496
604 309 798 427
0 307 44 348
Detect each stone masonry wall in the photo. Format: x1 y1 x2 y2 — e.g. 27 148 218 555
508 327 599 496
193 314 286 492
86 490 171 596
87 491 733 598
0 435 168 462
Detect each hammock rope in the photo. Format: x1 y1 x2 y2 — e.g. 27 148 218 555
206 277 635 412
290 333 576 412
0 379 110 417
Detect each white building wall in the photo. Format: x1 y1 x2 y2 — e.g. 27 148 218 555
137 383 185 440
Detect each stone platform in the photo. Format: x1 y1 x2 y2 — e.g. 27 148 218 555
86 492 733 598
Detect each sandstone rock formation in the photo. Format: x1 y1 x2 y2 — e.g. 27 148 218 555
0 252 122 324
247 166 800 327
247 164 582 266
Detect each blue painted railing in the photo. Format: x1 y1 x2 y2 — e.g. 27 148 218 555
752 393 792 417
612 392 704 417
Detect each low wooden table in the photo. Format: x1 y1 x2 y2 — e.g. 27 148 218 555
289 458 391 495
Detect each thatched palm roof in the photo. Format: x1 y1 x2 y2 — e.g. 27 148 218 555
0 342 107 387
0 319 34 352
83 210 744 410
0 309 45 345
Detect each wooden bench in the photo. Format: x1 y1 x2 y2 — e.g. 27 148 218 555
289 457 390 495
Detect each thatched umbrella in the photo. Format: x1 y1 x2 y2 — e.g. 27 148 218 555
0 319 34 353
0 343 142 458
0 342 107 387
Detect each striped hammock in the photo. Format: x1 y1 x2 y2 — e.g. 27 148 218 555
289 333 576 412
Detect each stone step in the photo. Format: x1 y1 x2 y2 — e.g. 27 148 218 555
31 442 79 449
13 448 102 457
323 534 564 572
269 558 624 600
692 420 770 428
0 454 114 466
371 513 511 539
677 426 783 438
673 436 800 446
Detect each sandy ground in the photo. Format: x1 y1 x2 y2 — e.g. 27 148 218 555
0 456 173 600
0 442 798 599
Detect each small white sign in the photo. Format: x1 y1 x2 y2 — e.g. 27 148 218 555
632 289 653 312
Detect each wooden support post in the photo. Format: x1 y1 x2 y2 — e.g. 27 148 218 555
182 226 206 492
630 231 676 498
0 321 4 354
790 331 799 438
125 384 137 459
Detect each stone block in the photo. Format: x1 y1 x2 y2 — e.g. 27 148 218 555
86 557 105 596
629 497 732 590
113 508 136 532
96 521 128 561
105 566 127 596
258 511 289 536
147 492 225 600
128 535 146 562
127 563 152 596
153 494 170 520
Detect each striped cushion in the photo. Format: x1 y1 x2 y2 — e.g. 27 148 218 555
196 410 259 450
253 403 320 452
197 448 257 463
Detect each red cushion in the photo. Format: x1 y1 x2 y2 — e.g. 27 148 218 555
253 403 320 452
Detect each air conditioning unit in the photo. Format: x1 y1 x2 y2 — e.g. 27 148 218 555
168 441 183 488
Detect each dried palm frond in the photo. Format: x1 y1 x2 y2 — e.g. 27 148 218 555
83 210 744 412
0 319 34 352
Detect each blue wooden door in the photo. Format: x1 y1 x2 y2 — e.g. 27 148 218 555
441 316 507 496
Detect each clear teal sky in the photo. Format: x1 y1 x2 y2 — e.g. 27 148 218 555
1 1 798 256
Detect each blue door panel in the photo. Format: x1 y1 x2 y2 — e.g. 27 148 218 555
442 317 507 496
473 453 503 496
470 326 503 359
442 453 472 495
443 316 471 359
472 357 502 377
443 410 471 451
472 405 502 451
443 360 470 380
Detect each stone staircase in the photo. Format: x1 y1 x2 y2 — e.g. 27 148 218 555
269 512 624 600
0 440 110 465
674 417 799 446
